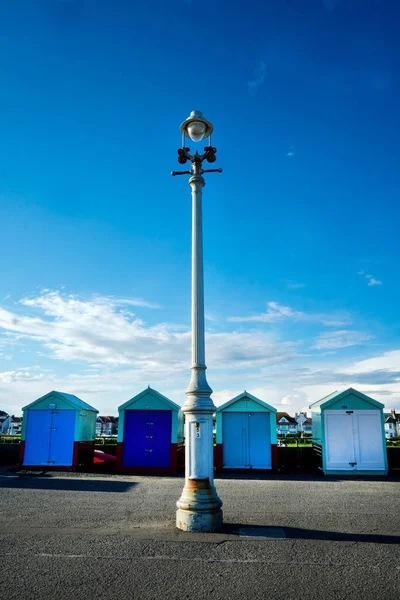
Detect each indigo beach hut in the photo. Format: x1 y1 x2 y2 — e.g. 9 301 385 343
215 391 278 471
20 391 98 469
116 387 183 473
310 388 387 475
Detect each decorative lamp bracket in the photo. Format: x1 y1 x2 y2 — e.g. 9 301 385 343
171 145 222 177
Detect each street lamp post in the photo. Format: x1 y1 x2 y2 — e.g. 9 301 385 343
172 110 223 532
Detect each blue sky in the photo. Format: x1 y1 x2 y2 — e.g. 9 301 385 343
1 0 399 416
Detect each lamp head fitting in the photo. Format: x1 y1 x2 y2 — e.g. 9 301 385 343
180 110 213 142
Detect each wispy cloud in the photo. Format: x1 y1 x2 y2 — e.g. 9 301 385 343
286 145 296 158
228 301 351 327
2 290 399 415
248 60 266 95
340 350 400 376
312 330 372 350
322 0 341 10
108 297 161 309
282 279 305 290
367 277 382 286
357 270 383 286
0 290 298 372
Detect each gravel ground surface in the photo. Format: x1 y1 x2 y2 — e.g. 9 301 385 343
0 469 399 600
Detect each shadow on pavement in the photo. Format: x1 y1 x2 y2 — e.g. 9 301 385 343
224 523 400 544
0 476 137 493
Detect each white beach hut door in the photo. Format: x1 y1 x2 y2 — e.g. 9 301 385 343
325 411 355 470
354 411 385 470
325 410 385 471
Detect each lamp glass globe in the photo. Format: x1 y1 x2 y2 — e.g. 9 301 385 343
186 121 206 142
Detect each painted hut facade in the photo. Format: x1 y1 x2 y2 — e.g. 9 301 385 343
116 387 183 473
20 391 98 469
310 388 387 475
215 391 278 471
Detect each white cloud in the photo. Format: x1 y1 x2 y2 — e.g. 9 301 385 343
0 368 46 384
367 277 382 286
228 301 351 327
282 279 306 290
0 291 300 373
1 290 400 416
358 271 382 286
312 330 372 350
286 145 296 158
248 61 267 95
341 350 400 375
322 0 341 10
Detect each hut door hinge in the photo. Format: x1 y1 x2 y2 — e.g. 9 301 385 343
349 462 357 467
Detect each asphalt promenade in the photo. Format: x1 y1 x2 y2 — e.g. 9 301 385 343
0 469 399 600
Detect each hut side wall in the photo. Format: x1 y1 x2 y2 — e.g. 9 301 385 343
75 411 97 441
311 409 322 444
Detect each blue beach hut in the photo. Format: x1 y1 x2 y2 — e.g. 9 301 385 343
116 387 183 473
20 391 98 469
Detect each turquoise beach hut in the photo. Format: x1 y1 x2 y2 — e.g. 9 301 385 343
215 391 278 471
310 388 387 475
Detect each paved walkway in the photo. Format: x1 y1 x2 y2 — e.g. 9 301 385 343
0 471 399 599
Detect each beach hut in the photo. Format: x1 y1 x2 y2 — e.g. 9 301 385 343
215 391 278 471
116 387 183 473
310 388 387 475
20 391 98 469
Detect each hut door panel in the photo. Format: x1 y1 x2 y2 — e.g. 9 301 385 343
23 410 52 466
123 410 172 467
48 410 75 466
223 413 247 468
325 412 355 470
248 413 271 469
148 411 172 467
354 411 385 470
123 410 146 466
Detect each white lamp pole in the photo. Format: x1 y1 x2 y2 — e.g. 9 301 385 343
172 110 223 532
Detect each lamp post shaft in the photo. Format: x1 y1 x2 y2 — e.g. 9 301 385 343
191 174 206 370
186 174 213 405
176 175 223 533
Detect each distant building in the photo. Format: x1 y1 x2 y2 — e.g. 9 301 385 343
276 412 298 435
0 411 9 434
96 416 118 436
384 409 400 438
1 415 22 435
295 412 312 434
393 409 400 436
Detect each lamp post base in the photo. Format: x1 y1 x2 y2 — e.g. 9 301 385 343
176 477 223 532
176 507 223 532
